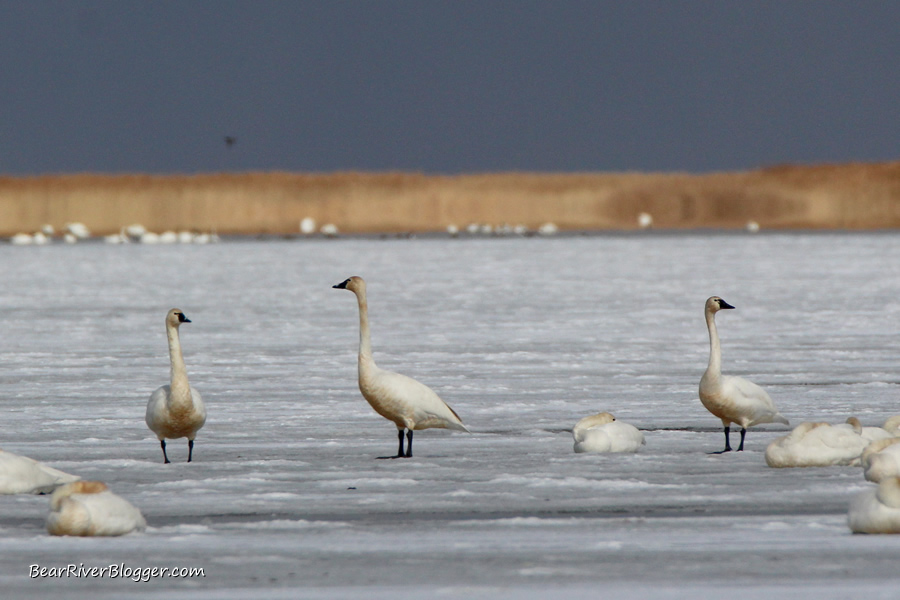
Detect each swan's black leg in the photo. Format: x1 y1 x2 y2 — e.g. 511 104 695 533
737 428 746 452
160 440 171 464
711 425 732 454
188 439 195 462
377 429 415 459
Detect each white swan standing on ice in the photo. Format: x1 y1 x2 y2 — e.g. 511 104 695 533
0 449 80 495
145 309 206 463
572 412 645 453
333 276 470 458
699 296 789 453
848 476 900 534
46 481 146 536
764 421 869 468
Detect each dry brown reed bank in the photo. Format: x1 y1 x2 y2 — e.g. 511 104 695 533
1 161 899 236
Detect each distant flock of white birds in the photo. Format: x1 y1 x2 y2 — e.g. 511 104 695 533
6 212 770 246
1 276 898 535
6 222 220 245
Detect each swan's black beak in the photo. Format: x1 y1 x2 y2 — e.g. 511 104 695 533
333 279 350 289
718 300 735 310
178 313 191 323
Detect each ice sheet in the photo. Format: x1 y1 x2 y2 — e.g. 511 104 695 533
2 232 900 598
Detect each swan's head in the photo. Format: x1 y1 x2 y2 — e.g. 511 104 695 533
50 481 109 510
705 296 735 314
572 412 616 439
166 308 191 327
333 276 366 294
845 417 863 434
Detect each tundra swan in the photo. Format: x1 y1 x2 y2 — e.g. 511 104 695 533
300 217 317 234
64 222 91 239
145 309 206 463
0 449 80 495
844 417 893 443
764 421 869 467
862 438 900 483
46 481 146 536
883 416 900 436
572 412 645 453
699 296 789 452
10 233 34 245
848 476 900 534
333 276 469 458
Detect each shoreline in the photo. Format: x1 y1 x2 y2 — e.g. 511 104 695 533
2 161 899 236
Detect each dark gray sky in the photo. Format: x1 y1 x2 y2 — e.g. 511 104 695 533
1 1 898 175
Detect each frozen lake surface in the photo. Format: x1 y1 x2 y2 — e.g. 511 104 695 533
2 232 900 598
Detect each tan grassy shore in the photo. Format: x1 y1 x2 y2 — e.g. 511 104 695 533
1 161 899 236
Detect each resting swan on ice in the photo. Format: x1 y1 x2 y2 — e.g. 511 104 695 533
861 438 900 483
46 481 146 536
333 276 469 458
145 309 206 463
844 417 893 443
572 413 645 453
699 297 789 453
848 476 900 534
764 421 869 468
0 449 80 495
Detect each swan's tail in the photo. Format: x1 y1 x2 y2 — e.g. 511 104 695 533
448 422 471 433
772 413 790 426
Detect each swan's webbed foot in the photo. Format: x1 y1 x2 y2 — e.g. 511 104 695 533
709 425 733 454
160 440 171 464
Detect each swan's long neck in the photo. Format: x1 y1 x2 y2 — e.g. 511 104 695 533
167 323 192 404
705 309 722 379
355 288 376 372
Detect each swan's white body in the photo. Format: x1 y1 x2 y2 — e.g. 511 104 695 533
46 481 146 536
145 309 206 463
572 412 645 453
848 476 900 534
0 449 80 495
862 438 900 483
765 422 869 468
699 296 789 452
334 276 469 457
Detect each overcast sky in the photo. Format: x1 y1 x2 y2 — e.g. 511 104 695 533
1 1 897 176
